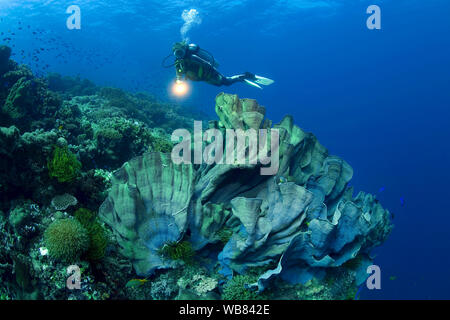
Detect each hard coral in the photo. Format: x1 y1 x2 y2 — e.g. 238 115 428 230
99 94 392 294
44 218 89 263
222 275 261 300
51 193 78 211
2 77 38 119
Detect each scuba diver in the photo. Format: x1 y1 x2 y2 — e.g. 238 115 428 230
164 42 274 89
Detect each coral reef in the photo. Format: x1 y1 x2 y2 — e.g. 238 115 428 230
177 272 218 296
0 46 204 300
0 46 392 300
46 73 98 99
222 274 262 300
99 92 392 299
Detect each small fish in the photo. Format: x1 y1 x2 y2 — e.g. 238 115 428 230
389 276 397 281
378 187 385 193
400 197 405 207
125 279 149 288
278 176 287 184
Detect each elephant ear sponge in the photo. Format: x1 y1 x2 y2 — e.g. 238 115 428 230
44 218 89 263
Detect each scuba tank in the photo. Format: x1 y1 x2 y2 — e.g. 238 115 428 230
188 44 219 68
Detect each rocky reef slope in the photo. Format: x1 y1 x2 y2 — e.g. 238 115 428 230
0 45 391 300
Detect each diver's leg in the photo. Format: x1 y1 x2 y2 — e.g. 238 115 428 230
208 69 265 87
205 69 228 86
222 72 256 86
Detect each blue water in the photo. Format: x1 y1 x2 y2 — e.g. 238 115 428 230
1 0 449 299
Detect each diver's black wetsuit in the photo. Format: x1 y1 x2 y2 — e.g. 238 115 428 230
174 43 255 87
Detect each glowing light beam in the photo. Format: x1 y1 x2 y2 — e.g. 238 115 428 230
172 80 189 97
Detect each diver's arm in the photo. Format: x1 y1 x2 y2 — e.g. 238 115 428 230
176 69 183 81
175 60 184 81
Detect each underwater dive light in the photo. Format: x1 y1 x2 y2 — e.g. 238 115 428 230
172 79 189 96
